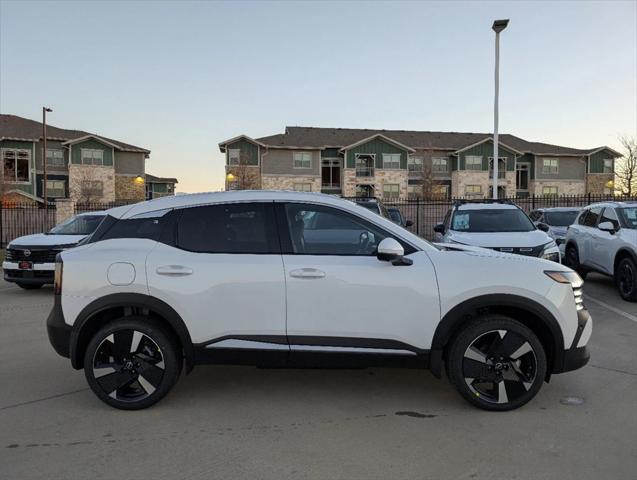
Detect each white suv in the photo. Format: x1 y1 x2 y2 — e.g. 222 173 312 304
564 201 637 301
434 201 561 262
47 191 590 411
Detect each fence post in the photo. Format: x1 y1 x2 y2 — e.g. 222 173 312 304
531 194 535 210
416 201 421 236
0 201 3 249
55 199 76 226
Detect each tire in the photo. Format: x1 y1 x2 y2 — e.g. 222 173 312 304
615 257 637 302
83 316 181 410
564 245 588 280
447 315 547 411
17 283 42 290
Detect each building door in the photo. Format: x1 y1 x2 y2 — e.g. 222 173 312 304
516 162 530 197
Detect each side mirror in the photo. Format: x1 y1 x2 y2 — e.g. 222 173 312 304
433 223 445 234
377 238 412 266
405 220 414 227
537 222 550 232
598 221 616 233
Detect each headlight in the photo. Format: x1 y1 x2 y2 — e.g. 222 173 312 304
545 270 584 310
541 241 560 262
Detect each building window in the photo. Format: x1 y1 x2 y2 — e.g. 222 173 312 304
542 186 558 196
42 179 65 197
383 183 400 199
432 157 448 172
81 149 104 166
81 180 104 196
46 149 65 166
293 152 312 169
433 184 449 198
407 184 421 199
465 185 483 196
293 183 312 192
408 155 423 172
542 158 559 174
321 158 341 189
382 153 401 170
603 159 613 173
2 148 30 182
356 184 374 197
228 149 241 165
465 156 482 170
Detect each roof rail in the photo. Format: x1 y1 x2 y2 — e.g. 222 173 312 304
453 198 516 207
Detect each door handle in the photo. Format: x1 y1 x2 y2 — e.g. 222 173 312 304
289 268 326 279
156 265 193 276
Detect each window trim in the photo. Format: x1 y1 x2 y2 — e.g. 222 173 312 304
382 153 401 170
432 157 449 173
293 183 313 192
80 148 105 166
541 158 559 175
465 184 483 194
603 158 613 173
41 179 66 198
542 186 558 196
274 201 418 256
465 155 483 170
2 147 32 184
407 155 424 172
382 183 400 199
46 148 65 166
228 149 241 166
293 151 313 169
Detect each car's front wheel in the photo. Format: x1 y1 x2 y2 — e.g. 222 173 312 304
564 245 587 280
615 257 637 302
447 315 547 411
83 317 181 410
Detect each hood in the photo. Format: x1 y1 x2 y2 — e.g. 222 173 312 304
447 229 552 248
434 242 570 269
8 233 86 248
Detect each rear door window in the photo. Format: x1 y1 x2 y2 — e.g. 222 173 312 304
176 202 279 254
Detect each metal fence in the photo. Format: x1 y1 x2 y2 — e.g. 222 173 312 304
383 194 637 240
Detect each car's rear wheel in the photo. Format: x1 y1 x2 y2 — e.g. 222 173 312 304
17 283 42 290
615 257 637 302
447 315 547 411
564 245 587 279
83 317 181 410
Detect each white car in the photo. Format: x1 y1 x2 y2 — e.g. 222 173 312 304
529 207 582 247
434 201 561 262
3 211 106 289
46 191 590 411
564 201 637 301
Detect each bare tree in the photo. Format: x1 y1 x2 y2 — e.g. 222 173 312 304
70 167 104 203
1 159 16 204
416 154 446 200
615 136 637 196
227 152 260 190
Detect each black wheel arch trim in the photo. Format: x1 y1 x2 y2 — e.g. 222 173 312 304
614 247 637 270
69 293 195 372
428 294 565 378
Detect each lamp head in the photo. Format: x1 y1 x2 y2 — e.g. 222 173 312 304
492 19 509 33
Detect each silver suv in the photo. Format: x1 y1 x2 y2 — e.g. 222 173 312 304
564 201 637 301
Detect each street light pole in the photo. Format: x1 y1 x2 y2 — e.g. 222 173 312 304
42 107 52 210
492 19 509 200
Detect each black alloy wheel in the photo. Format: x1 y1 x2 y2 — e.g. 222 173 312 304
616 257 637 302
448 316 547 411
84 317 180 409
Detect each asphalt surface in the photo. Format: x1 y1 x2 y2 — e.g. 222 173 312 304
0 274 636 480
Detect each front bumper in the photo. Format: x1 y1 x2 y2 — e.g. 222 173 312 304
3 261 55 285
46 296 71 358
552 309 591 373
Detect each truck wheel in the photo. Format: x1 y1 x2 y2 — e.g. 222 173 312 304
615 257 637 302
447 315 547 411
83 316 181 410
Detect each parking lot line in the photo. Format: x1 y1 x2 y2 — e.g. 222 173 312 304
585 295 637 324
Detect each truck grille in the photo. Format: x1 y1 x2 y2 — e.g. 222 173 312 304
5 248 59 263
489 245 544 257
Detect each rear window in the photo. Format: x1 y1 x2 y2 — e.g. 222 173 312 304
543 210 580 227
176 202 279 254
451 208 535 233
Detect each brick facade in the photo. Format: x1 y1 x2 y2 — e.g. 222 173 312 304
68 164 116 202
225 166 261 190
531 180 586 196
115 175 145 201
261 175 321 192
342 168 408 199
586 174 614 195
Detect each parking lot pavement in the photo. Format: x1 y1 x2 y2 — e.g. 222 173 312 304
0 277 636 480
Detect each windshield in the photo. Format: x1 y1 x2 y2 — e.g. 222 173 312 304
543 210 580 227
49 215 105 235
388 209 402 223
618 207 637 229
451 208 535 233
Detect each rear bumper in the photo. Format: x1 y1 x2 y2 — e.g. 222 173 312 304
46 296 71 358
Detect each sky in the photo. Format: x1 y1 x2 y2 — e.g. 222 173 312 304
1 0 636 193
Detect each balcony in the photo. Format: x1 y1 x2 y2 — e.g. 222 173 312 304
489 170 506 179
355 166 374 177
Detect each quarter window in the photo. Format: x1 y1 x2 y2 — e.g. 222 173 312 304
46 149 65 166
283 203 408 256
432 157 448 172
293 152 312 169
383 183 400 199
176 203 278 254
542 158 559 174
81 149 104 166
382 153 401 169
2 148 30 182
465 156 482 170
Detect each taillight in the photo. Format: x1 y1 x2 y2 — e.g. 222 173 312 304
54 255 63 295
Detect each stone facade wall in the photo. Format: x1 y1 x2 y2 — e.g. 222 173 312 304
55 199 76 225
68 164 115 202
451 171 489 198
531 180 586 196
225 166 262 190
261 175 321 192
115 175 145 201
586 174 614 194
342 168 408 199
